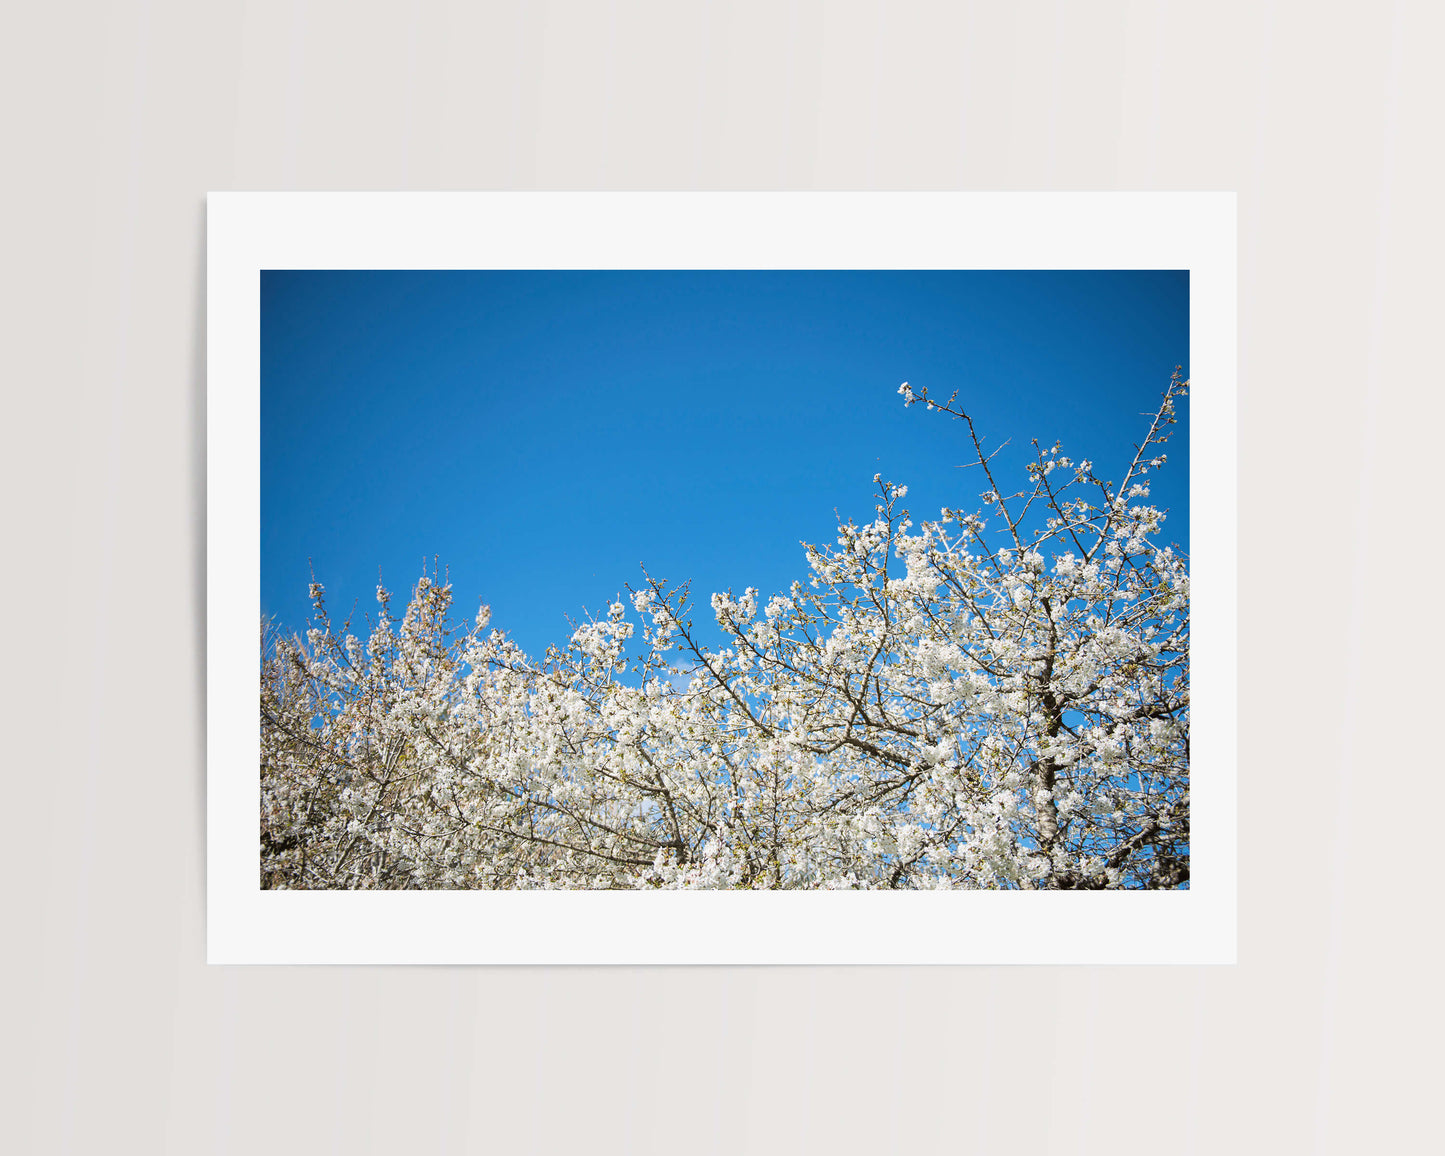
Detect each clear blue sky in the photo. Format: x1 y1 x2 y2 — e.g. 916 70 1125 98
262 270 1188 658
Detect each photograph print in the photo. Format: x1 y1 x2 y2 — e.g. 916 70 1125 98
260 268 1191 893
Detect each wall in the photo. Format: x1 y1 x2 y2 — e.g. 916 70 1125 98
3 3 1439 1152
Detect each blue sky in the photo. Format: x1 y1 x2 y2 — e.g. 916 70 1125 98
262 270 1188 658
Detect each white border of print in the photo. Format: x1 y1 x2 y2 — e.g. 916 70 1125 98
209 192 1236 965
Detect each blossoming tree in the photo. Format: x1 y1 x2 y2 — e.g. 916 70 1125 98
261 374 1189 889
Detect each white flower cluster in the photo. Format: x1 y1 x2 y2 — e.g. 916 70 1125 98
261 374 1190 891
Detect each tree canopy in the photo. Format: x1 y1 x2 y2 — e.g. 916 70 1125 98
261 374 1190 889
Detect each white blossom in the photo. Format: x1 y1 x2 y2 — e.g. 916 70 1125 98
261 374 1190 891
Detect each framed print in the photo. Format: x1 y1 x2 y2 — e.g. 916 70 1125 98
209 192 1236 963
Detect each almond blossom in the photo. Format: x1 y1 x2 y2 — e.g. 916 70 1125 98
261 372 1190 889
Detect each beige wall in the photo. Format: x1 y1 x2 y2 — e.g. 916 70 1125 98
3 3 1439 1152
